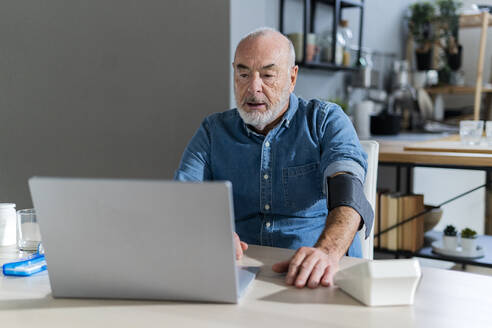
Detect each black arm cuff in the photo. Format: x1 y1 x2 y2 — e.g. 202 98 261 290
326 174 374 239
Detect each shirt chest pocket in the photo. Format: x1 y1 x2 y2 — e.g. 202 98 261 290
282 162 324 211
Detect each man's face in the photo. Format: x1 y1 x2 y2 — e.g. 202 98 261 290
233 35 298 131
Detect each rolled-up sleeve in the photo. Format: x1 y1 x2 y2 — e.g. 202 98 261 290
318 103 372 238
174 118 212 182
319 103 367 185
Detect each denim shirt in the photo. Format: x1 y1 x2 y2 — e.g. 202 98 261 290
174 93 369 257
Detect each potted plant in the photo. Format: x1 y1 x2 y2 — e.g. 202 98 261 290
436 0 463 71
443 224 458 250
460 227 477 252
409 2 437 70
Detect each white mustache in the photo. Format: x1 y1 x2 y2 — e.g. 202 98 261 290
244 97 268 105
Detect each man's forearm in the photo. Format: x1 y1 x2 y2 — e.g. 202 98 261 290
315 206 361 260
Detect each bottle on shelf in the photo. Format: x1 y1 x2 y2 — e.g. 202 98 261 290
339 19 353 67
335 29 345 66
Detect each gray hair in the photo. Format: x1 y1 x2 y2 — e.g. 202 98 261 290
237 27 296 68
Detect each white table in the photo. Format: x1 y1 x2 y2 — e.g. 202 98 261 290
1 244 491 328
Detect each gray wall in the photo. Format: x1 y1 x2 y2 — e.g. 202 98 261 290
0 0 230 208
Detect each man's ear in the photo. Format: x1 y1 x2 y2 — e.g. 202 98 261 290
289 65 298 92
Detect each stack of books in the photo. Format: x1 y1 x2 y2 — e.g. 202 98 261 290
375 192 425 252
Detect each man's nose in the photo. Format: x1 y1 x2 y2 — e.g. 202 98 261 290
247 73 262 94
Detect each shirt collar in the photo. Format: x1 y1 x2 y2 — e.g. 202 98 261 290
280 93 299 129
243 123 261 137
240 92 299 136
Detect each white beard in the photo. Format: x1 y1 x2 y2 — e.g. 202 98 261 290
236 87 291 131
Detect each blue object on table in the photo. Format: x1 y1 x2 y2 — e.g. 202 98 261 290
2 253 47 276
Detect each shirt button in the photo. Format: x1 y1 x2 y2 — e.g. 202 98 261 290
263 174 269 180
264 204 270 210
265 222 271 228
265 141 270 147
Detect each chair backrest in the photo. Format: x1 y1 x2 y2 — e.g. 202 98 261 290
359 140 379 260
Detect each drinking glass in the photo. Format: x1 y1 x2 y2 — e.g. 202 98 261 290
17 209 41 251
460 120 483 145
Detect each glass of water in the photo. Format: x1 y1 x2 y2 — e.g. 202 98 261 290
460 120 483 145
486 121 492 146
17 209 41 251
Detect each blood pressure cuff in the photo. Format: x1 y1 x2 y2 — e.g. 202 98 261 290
326 174 374 239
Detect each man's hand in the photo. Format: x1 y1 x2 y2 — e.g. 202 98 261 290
272 246 339 288
271 206 361 289
233 232 248 260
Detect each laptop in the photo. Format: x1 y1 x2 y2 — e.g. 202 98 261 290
28 177 258 303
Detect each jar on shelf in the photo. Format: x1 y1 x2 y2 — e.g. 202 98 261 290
319 31 333 63
286 32 318 62
319 30 345 65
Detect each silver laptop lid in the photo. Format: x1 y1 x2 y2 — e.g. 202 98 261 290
29 177 239 303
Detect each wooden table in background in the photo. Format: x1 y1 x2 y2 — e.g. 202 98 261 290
378 134 492 235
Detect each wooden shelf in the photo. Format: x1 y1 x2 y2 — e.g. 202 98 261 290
296 61 360 71
425 85 492 95
460 12 492 28
280 0 364 72
317 0 363 8
407 12 491 119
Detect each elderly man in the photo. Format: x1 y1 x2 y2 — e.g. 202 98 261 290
175 27 373 289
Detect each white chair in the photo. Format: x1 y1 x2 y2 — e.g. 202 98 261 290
359 140 379 260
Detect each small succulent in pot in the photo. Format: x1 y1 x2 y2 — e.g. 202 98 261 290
444 225 457 236
443 225 458 250
460 227 477 239
460 227 478 252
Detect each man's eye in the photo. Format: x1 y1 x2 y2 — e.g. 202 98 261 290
263 74 274 78
239 74 249 78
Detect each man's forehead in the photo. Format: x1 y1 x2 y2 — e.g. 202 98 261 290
234 35 289 68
